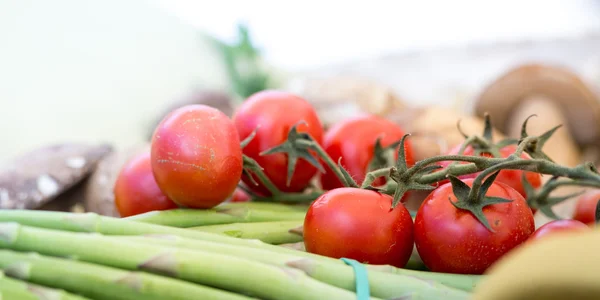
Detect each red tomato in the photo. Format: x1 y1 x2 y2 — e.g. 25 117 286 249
320 116 415 190
303 188 414 268
229 188 251 202
151 105 243 208
573 190 600 225
438 144 542 197
529 219 590 241
114 152 178 217
414 179 535 274
233 90 324 195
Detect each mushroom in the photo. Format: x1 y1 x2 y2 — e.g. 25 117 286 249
472 63 600 223
472 64 600 168
83 143 150 217
0 143 112 210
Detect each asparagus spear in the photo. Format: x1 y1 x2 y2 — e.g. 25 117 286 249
119 234 476 298
0 211 478 291
217 201 309 213
0 223 373 300
0 249 255 300
0 271 90 300
0 287 39 300
190 220 303 244
124 207 305 227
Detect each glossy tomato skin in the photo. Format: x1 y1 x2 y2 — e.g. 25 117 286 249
114 152 178 217
529 219 590 241
320 116 415 190
151 105 243 209
414 179 535 274
438 144 542 197
573 190 600 225
303 188 414 268
233 91 324 195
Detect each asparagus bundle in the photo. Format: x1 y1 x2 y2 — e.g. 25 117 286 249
125 207 306 227
118 234 477 298
190 220 304 244
0 271 91 300
0 249 254 300
0 210 479 290
0 223 374 300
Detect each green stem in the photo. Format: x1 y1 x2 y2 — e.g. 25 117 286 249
243 155 282 196
217 201 310 213
418 163 481 185
361 167 392 188
113 234 475 298
124 208 305 227
409 155 499 178
190 220 304 244
0 249 253 300
0 271 92 300
297 139 358 187
253 190 322 203
0 223 374 300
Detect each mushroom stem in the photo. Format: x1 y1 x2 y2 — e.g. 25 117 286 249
505 96 585 225
505 95 582 168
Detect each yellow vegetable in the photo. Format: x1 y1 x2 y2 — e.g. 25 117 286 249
473 228 600 300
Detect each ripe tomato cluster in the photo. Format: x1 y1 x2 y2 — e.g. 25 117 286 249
113 89 598 276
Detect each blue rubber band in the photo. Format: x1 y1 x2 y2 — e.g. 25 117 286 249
340 258 370 300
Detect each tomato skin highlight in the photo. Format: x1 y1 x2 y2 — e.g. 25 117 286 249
303 188 414 268
529 219 590 241
151 105 243 209
320 116 415 190
573 190 600 225
414 179 535 274
438 144 542 197
114 152 178 217
233 90 324 195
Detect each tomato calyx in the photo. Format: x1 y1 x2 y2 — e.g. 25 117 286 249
361 134 436 207
447 171 512 231
517 114 563 162
367 137 403 173
260 122 325 187
523 175 596 219
458 113 518 158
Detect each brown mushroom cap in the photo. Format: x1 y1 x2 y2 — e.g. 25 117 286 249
473 64 600 147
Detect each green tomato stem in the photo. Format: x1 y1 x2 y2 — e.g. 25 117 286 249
296 139 358 187
124 207 305 228
243 155 282 196
189 220 304 244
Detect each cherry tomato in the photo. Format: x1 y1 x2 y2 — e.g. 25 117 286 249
151 105 243 209
233 90 324 195
320 116 415 190
573 190 600 225
529 219 590 241
438 144 542 197
303 187 414 268
414 179 535 274
114 152 178 217
229 188 251 203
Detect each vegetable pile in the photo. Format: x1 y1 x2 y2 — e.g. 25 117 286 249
1 90 599 300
